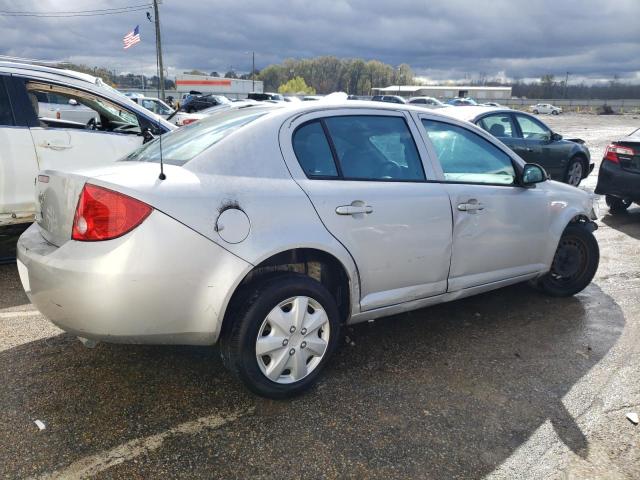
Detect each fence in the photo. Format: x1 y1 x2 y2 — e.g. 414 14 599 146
502 98 640 114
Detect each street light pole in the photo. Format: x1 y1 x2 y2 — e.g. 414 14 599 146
152 0 165 101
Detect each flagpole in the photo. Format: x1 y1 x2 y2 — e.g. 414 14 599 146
153 0 165 101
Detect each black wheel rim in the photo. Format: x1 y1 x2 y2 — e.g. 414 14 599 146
548 235 589 286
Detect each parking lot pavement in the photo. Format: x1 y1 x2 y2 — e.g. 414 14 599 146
1 115 640 479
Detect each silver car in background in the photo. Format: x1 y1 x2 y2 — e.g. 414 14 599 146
17 101 599 398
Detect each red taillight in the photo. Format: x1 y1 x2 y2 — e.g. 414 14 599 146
72 184 152 241
604 143 634 164
182 118 198 125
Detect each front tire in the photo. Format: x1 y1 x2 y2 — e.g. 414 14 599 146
220 274 341 399
605 195 631 214
536 224 599 297
565 157 584 186
533 109 539 114
552 110 559 115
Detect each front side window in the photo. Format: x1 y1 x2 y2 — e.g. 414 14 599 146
422 119 516 185
515 114 550 141
26 81 140 133
478 114 516 139
324 115 425 181
0 77 14 126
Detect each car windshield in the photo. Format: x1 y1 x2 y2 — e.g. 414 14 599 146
123 107 273 166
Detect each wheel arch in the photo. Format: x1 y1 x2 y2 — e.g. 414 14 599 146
219 247 358 341
569 151 590 178
543 208 597 271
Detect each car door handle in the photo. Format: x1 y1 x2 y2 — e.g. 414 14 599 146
40 142 72 151
336 204 373 215
457 201 484 212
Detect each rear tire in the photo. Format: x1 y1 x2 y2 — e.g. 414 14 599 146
220 274 341 399
536 224 599 297
605 195 631 213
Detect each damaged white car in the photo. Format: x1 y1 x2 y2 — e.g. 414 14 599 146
18 101 599 398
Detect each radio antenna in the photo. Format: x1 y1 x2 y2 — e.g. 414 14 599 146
158 130 166 180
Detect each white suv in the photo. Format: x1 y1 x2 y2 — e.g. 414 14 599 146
0 62 175 229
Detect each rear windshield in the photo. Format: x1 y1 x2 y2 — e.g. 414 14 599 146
123 107 272 166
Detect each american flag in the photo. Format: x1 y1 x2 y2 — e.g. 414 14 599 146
123 25 141 49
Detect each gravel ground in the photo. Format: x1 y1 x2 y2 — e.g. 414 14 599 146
0 113 639 479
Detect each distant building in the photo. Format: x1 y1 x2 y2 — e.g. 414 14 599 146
372 85 512 100
175 74 263 98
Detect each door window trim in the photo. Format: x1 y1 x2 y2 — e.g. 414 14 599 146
292 113 428 183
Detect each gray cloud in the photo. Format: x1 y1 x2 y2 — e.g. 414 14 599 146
1 0 639 83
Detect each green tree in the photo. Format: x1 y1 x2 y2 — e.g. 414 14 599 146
278 76 316 95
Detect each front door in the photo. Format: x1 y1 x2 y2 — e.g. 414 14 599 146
283 110 453 311
513 113 566 179
419 116 550 291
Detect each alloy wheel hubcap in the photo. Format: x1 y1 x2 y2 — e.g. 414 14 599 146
256 296 330 384
568 162 582 186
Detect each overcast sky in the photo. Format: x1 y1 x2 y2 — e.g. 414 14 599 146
1 0 639 84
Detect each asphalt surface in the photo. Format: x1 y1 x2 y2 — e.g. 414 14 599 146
1 113 639 479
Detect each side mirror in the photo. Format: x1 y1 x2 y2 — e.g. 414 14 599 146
522 163 547 186
551 132 563 141
142 128 156 144
68 98 78 106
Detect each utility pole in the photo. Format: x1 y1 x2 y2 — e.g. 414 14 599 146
153 0 165 100
252 51 255 92
564 71 570 99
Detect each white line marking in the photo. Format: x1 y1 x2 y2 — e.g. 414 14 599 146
35 408 253 479
0 310 40 319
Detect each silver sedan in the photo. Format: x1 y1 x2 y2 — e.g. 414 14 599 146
17 101 599 398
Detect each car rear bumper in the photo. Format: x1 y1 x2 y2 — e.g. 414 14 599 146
17 212 251 345
595 160 640 201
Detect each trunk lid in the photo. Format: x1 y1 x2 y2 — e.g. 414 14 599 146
35 171 88 246
616 141 640 174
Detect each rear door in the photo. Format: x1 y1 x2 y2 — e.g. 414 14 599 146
280 109 453 311
417 114 550 291
0 75 40 225
476 112 527 156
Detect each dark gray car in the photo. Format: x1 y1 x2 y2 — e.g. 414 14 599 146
441 107 593 186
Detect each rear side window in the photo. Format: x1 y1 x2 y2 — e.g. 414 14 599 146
324 116 425 181
292 121 338 177
422 119 515 185
478 114 516 139
0 77 15 126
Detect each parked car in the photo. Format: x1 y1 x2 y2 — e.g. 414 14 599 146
408 96 448 108
179 94 231 113
130 96 175 119
302 95 323 101
371 95 406 104
170 100 268 126
248 92 284 102
0 61 175 230
595 128 640 213
530 103 562 115
439 106 593 186
447 97 478 106
18 101 599 398
32 91 98 124
482 102 504 108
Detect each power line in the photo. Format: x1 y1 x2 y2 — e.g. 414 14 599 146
0 4 152 17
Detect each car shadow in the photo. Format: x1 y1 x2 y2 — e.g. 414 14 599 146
0 282 625 479
600 205 640 241
0 263 30 309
